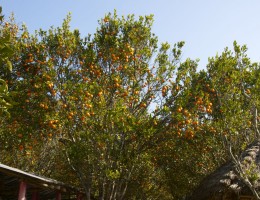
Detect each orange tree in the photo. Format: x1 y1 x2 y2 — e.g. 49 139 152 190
0 12 215 199
206 42 260 199
0 6 14 117
54 13 190 199
151 62 227 199
0 14 63 170
60 13 225 199
207 42 260 150
2 10 259 200
154 42 260 199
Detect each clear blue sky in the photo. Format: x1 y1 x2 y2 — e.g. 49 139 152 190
2 0 260 70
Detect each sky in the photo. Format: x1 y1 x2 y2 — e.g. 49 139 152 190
2 0 260 70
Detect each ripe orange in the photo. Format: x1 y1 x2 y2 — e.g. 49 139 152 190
177 107 182 113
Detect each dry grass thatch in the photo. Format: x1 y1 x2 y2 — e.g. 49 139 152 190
187 140 260 200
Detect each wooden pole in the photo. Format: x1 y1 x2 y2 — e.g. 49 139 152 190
32 191 39 200
77 193 83 200
56 191 61 200
18 181 27 200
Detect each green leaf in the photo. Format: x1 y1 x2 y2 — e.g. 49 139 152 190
6 60 12 71
0 79 8 93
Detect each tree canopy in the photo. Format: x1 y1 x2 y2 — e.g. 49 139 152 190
0 10 259 200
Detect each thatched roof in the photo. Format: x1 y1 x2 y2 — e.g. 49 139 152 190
0 163 84 199
187 140 260 200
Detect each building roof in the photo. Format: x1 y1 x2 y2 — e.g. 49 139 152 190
187 140 260 200
0 163 83 199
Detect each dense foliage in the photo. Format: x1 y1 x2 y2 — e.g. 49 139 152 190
0 9 259 200
0 7 13 116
